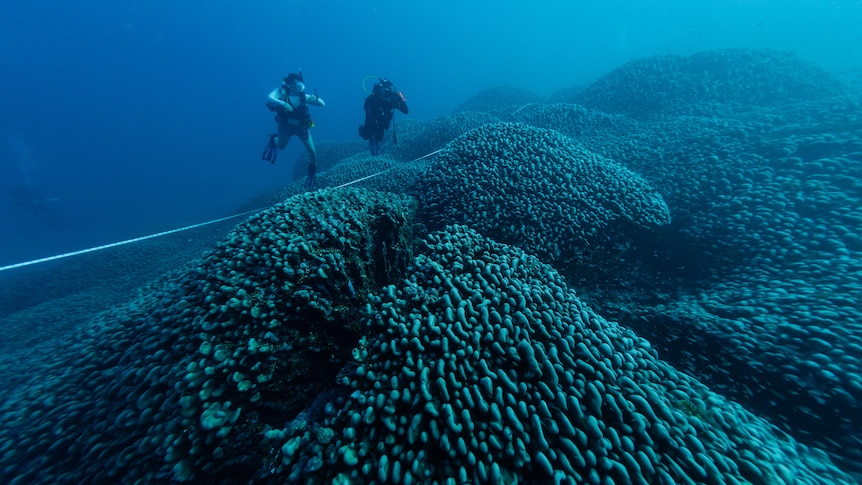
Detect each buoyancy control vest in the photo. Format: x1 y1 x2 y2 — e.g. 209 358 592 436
274 88 312 127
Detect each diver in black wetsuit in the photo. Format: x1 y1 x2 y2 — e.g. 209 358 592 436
358 78 408 155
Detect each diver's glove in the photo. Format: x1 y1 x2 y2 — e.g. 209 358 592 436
281 101 293 112
305 163 317 189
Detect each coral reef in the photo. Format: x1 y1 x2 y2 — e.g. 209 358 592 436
274 224 849 484
0 189 416 483
575 48 847 117
410 122 670 283
454 85 543 114
1 48 860 483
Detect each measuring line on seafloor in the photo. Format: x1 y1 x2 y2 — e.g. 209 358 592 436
0 148 445 272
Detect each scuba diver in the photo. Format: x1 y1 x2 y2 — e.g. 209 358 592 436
358 77 408 155
262 71 325 188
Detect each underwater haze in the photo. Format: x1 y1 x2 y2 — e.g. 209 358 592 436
2 1 862 484
1 0 860 266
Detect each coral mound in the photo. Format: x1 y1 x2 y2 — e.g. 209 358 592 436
274 224 849 484
576 49 846 117
411 122 670 269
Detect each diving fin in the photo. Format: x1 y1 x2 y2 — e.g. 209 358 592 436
262 134 278 164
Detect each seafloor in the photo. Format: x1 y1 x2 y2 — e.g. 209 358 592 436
1 48 860 484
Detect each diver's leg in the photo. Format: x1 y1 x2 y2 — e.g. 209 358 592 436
276 123 291 150
300 132 318 187
374 130 385 155
301 133 317 167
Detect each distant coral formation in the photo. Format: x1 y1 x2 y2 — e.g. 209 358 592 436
575 48 846 117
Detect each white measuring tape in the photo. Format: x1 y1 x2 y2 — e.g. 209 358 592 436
0 148 445 272
0 209 261 272
334 148 443 189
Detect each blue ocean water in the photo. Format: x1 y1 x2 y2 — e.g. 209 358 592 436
1 2 862 484
1 0 859 267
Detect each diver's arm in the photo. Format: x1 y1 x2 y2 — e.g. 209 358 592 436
306 94 326 107
395 92 408 114
266 88 292 111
